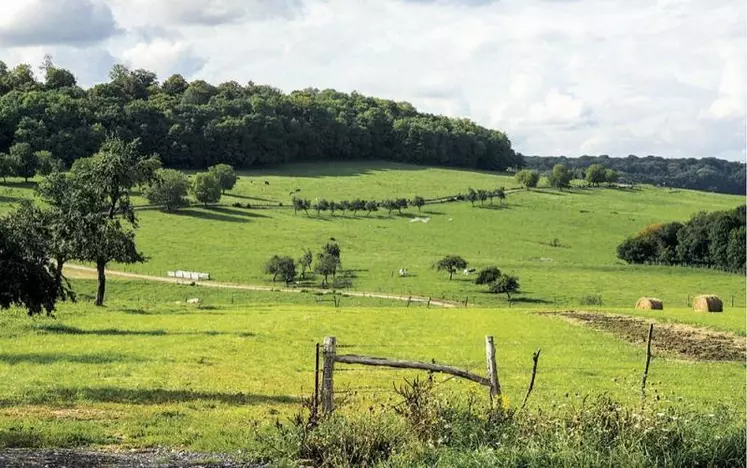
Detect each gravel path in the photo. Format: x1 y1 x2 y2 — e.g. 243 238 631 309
63 264 458 308
0 448 261 468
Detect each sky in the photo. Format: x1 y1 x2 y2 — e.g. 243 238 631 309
0 0 745 161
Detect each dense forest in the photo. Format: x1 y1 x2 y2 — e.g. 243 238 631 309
0 60 519 172
524 155 746 195
617 206 746 273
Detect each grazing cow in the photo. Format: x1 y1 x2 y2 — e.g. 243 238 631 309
463 268 476 275
399 268 408 277
264 180 270 185
186 298 202 305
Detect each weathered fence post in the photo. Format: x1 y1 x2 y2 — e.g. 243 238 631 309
322 336 337 414
640 324 654 402
485 336 501 404
427 297 431 308
313 342 320 418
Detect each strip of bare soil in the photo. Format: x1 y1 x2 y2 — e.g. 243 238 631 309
546 311 745 362
0 448 259 468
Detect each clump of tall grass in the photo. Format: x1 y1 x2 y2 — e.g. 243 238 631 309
250 379 745 467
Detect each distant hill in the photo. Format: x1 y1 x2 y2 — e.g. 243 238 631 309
0 61 519 173
522 155 746 195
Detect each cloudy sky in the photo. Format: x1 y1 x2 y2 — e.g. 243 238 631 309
0 0 744 161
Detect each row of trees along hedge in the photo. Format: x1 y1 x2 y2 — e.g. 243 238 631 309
0 59 520 172
523 154 745 195
617 205 746 273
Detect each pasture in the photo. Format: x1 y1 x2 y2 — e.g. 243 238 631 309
2 161 742 308
0 279 743 453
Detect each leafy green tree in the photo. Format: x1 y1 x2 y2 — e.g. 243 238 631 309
585 164 606 186
191 172 222 206
489 274 520 299
35 150 63 176
145 169 190 211
264 255 282 282
434 255 468 280
338 200 349 216
381 199 398 215
66 139 154 306
0 153 13 182
475 266 501 285
314 199 330 216
276 256 297 286
395 198 408 213
495 188 506 206
314 252 338 287
75 137 160 219
329 201 338 216
477 189 488 205
727 226 746 273
0 213 72 316
293 197 311 215
322 242 342 277
516 169 539 189
9 143 38 183
162 74 189 95
412 196 425 212
351 199 365 215
466 188 478 206
549 164 572 190
604 169 619 185
365 200 378 216
208 163 237 194
298 249 313 279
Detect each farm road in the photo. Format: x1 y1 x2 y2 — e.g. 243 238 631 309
63 264 458 308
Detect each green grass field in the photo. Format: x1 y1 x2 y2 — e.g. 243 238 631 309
5 161 741 308
0 162 744 457
0 280 743 452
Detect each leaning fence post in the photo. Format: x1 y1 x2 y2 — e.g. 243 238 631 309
322 336 336 414
485 336 501 404
640 324 654 402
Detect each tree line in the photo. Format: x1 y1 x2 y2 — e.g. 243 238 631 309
617 206 746 273
0 58 520 174
523 154 745 195
265 242 341 288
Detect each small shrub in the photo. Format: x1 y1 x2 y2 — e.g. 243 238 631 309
580 294 603 306
232 202 242 208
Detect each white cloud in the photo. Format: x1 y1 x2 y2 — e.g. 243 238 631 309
122 39 205 79
0 0 118 46
0 0 744 161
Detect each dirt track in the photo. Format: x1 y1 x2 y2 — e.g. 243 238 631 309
63 264 458 308
549 311 746 362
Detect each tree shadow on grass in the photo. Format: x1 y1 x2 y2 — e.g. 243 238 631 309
171 208 248 223
33 324 242 337
0 194 23 204
225 193 277 203
0 387 301 407
208 206 269 219
0 352 145 365
509 297 553 304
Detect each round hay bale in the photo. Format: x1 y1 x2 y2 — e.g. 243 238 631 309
635 297 663 310
692 295 723 313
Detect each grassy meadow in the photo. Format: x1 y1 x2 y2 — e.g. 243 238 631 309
0 280 743 452
0 161 745 458
3 161 742 308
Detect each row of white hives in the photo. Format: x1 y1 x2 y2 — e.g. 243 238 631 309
167 271 210 280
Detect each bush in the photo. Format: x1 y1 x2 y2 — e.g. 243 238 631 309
515 169 539 189
475 266 501 285
145 168 190 211
580 294 603 306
